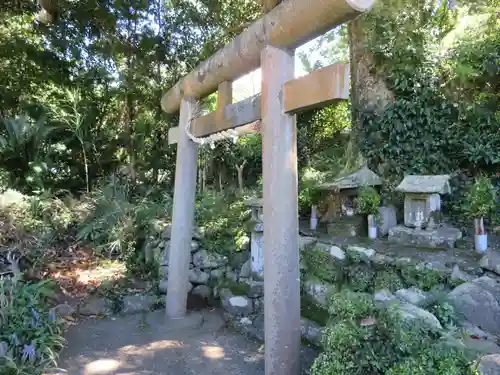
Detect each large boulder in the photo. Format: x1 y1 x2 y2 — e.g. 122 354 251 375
398 303 442 331
192 249 228 269
188 268 210 284
448 276 500 336
395 287 431 307
478 354 500 375
300 318 323 346
303 280 334 307
480 252 500 276
373 289 398 306
79 297 112 316
239 259 252 279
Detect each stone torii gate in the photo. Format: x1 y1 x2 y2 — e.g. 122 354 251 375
161 0 374 373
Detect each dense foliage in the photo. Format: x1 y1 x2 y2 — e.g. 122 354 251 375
0 275 65 375
310 290 475 375
356 0 499 221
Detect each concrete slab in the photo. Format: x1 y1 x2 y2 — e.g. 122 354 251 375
57 309 316 375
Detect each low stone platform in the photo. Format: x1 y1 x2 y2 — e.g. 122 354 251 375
388 225 463 248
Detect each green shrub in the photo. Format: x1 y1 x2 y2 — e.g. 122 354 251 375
313 290 427 375
346 265 376 293
355 186 381 216
310 289 475 375
0 276 65 375
399 265 446 291
386 347 474 375
77 176 172 274
463 176 497 220
196 191 250 256
374 270 405 293
302 247 339 283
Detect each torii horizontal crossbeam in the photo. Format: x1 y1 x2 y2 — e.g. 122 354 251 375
161 0 372 113
167 63 350 144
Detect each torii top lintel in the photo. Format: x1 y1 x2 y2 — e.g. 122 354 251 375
161 0 374 114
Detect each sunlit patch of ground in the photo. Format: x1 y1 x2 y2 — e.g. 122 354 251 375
47 247 127 301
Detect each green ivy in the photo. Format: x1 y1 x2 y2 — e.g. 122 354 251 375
356 0 499 219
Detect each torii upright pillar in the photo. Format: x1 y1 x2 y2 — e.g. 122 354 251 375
166 96 198 318
261 45 300 375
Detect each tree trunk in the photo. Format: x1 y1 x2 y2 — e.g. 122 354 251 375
348 15 394 174
235 160 247 194
218 171 223 192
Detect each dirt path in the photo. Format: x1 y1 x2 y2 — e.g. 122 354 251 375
57 309 316 374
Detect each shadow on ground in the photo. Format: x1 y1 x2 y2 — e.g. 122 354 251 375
57 309 316 375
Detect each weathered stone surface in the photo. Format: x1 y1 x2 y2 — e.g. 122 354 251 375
373 253 394 266
398 303 442 331
222 294 253 316
162 224 172 239
192 249 228 269
188 268 210 284
329 246 346 261
299 236 317 249
210 267 225 279
225 268 238 282
240 317 252 326
463 339 500 355
79 297 112 316
461 321 496 341
300 318 323 346
346 245 375 259
388 225 462 248
122 295 156 314
395 287 431 307
253 297 264 314
159 279 193 294
451 265 475 282
480 252 500 276
159 241 171 266
313 242 346 261
374 289 397 305
239 259 251 279
303 280 334 306
55 303 76 317
190 240 200 252
379 206 397 236
191 285 212 299
448 276 500 336
478 354 500 375
246 280 264 298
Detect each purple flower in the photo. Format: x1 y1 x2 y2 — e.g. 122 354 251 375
31 318 41 328
10 333 19 346
21 343 36 362
31 307 41 327
31 308 39 321
49 309 56 322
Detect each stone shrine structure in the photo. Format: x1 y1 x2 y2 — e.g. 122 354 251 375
317 166 382 236
389 175 462 248
245 198 264 278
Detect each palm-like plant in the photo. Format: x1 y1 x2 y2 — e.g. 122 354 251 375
0 115 53 190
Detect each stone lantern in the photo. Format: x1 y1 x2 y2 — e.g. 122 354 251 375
245 198 264 278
